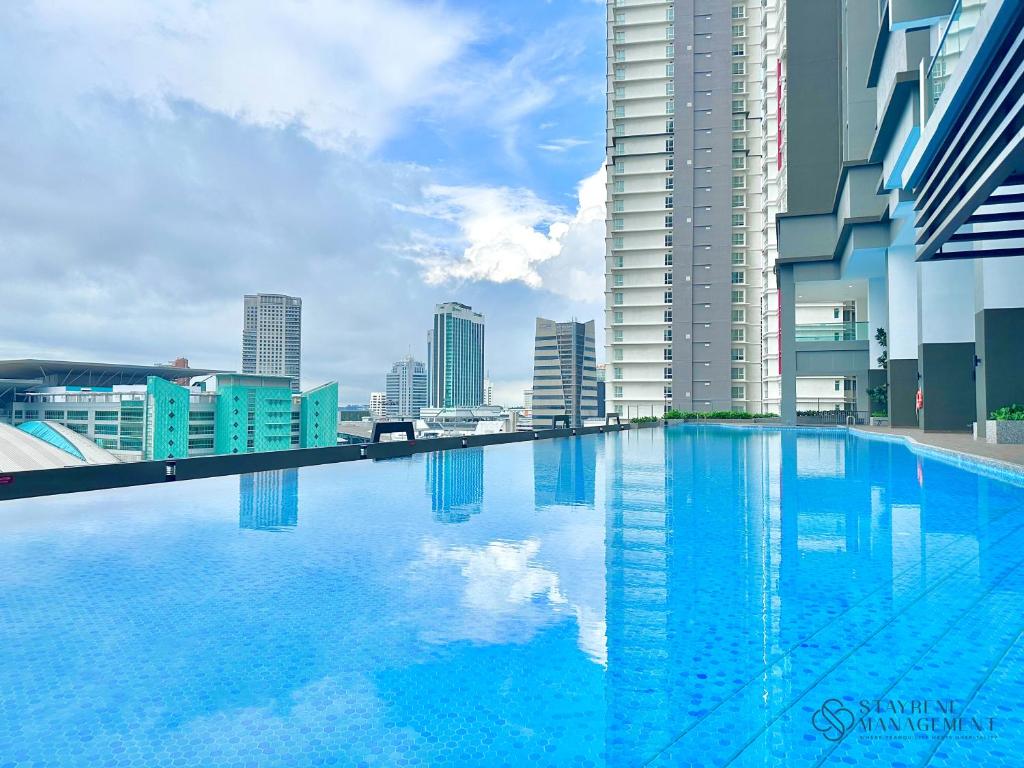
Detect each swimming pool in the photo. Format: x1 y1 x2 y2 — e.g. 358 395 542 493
0 426 1021 766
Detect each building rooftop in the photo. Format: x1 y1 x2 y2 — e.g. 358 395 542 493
0 359 226 388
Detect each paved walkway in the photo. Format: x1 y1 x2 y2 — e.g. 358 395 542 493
855 425 1024 469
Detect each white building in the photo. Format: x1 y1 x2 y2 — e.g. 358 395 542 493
242 293 302 393
369 392 387 420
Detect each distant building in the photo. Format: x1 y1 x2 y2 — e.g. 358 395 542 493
531 318 598 429
1 360 337 463
428 302 485 408
368 392 387 420
385 356 428 419
595 364 606 419
483 378 494 406
242 293 302 393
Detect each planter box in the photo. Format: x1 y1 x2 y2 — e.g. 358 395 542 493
985 420 1024 444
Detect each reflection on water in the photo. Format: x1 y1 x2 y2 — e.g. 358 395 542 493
533 435 598 509
425 449 483 523
239 469 298 530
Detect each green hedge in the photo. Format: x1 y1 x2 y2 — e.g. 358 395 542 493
663 410 779 420
991 404 1024 421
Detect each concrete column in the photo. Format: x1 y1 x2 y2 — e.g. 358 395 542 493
917 260 975 431
867 277 888 368
779 264 798 424
974 256 1024 438
887 246 920 426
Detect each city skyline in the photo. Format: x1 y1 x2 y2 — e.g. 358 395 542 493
0 1 608 407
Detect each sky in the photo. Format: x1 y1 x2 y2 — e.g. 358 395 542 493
0 0 608 406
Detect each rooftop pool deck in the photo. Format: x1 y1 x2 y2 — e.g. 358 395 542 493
0 425 1021 766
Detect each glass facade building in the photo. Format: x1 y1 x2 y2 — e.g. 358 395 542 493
385 356 428 419
427 302 485 408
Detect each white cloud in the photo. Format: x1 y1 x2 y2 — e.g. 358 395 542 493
407 166 606 303
538 138 590 152
20 0 477 151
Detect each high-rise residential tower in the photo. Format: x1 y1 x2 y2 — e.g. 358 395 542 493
605 1 767 416
531 318 598 429
427 302 485 408
242 294 302 393
385 356 428 419
369 392 387 420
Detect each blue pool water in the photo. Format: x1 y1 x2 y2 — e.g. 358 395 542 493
0 426 1022 767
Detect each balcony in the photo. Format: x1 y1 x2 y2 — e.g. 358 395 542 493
795 322 869 342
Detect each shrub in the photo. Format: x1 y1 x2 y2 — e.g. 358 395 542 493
663 410 779 420
990 404 1024 421
630 416 659 424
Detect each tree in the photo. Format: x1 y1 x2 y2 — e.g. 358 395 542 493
867 327 888 415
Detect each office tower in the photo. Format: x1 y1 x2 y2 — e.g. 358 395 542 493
369 392 387 420
532 318 598 429
606 1 767 416
428 302 485 408
242 294 302 393
385 356 428 419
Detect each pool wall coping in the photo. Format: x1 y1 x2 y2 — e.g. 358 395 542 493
0 420 662 501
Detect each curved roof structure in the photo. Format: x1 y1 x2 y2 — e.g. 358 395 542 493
0 358 225 387
0 423 85 472
17 421 120 465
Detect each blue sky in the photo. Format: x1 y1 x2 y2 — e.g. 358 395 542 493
0 0 608 404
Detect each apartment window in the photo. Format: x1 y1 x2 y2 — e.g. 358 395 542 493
614 367 623 380
614 274 624 287
732 62 746 76
664 215 673 229
731 99 746 113
732 137 747 151
664 290 673 303
614 106 625 119
615 12 625 24
666 157 674 171
666 119 674 133
731 367 745 381
732 43 745 56
663 348 673 361
835 380 842 391
732 386 745 399
615 31 625 43
614 292 624 305
732 156 746 170
664 252 673 266
732 117 745 132
666 63 674 77
664 386 673 398
665 234 673 246
732 232 746 246
665 196 673 209
614 180 624 193
614 67 625 81
731 5 746 19
666 44 674 58
614 255 624 267
666 26 674 40
664 367 673 380
732 175 746 189
731 213 745 227
666 82 674 96
731 81 746 95
731 348 745 361
834 307 841 319
613 218 624 230
614 142 625 155
613 329 623 342
664 310 673 322
666 7 675 21
613 349 623 361
732 328 745 342
614 311 624 323
732 309 746 322
614 199 624 213
614 385 623 398
613 234 624 247
664 328 672 341
732 25 746 38
732 194 746 208
731 270 745 284
664 272 673 285
615 49 625 62
665 176 674 190
615 86 625 99
614 161 624 174
666 99 675 114
732 251 745 265
732 289 745 303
